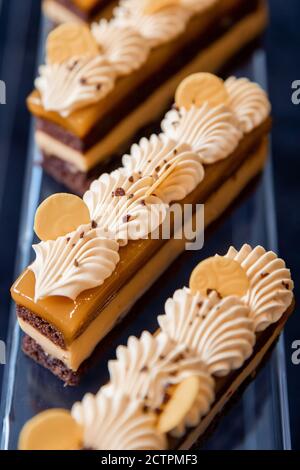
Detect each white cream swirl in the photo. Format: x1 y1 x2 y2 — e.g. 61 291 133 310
91 19 150 76
105 331 206 410
161 104 242 164
30 224 120 301
84 169 167 243
159 288 255 377
122 134 205 203
225 76 271 133
35 56 116 117
226 245 294 332
114 0 191 48
72 391 166 450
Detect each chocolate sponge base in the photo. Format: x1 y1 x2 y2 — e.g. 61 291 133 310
22 335 84 386
41 153 110 196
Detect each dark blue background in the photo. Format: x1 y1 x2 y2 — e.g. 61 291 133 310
0 0 299 448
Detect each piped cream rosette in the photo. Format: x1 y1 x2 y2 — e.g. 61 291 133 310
30 71 271 303
20 245 293 449
36 0 270 120
35 0 219 116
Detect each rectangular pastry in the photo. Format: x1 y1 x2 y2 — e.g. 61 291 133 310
12 72 272 385
18 244 295 450
29 0 268 194
42 0 118 25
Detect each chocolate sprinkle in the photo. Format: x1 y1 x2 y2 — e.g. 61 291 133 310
91 220 98 229
123 215 131 223
114 187 126 197
128 176 134 183
261 272 269 278
80 232 84 239
162 390 172 405
207 288 222 299
68 59 78 71
74 259 79 267
66 237 70 243
80 77 87 85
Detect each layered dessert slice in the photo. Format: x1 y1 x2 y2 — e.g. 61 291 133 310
12 72 272 385
42 0 117 25
18 245 295 450
29 0 268 194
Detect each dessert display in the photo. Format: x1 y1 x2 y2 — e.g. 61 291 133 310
18 245 295 450
28 0 269 194
12 71 272 385
42 0 118 25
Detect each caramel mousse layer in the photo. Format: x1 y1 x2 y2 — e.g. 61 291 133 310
11 119 271 349
31 0 263 141
17 136 268 374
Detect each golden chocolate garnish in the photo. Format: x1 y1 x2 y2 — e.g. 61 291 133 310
189 255 249 298
157 376 200 434
34 193 91 241
18 409 83 450
46 23 99 64
143 0 179 15
175 73 229 110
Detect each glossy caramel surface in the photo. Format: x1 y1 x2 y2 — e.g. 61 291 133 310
73 0 100 11
11 120 270 343
28 0 235 138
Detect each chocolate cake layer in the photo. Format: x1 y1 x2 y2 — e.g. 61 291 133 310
54 0 114 21
22 335 82 386
41 152 112 196
17 305 66 349
38 0 261 152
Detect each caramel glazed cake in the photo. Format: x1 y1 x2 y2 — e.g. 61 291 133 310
18 246 295 450
43 0 118 25
28 0 269 195
11 71 273 385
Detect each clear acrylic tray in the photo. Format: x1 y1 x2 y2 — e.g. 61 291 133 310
0 17 292 450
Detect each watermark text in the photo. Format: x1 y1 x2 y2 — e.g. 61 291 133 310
0 340 6 365
291 340 300 365
0 80 6 105
291 80 300 104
